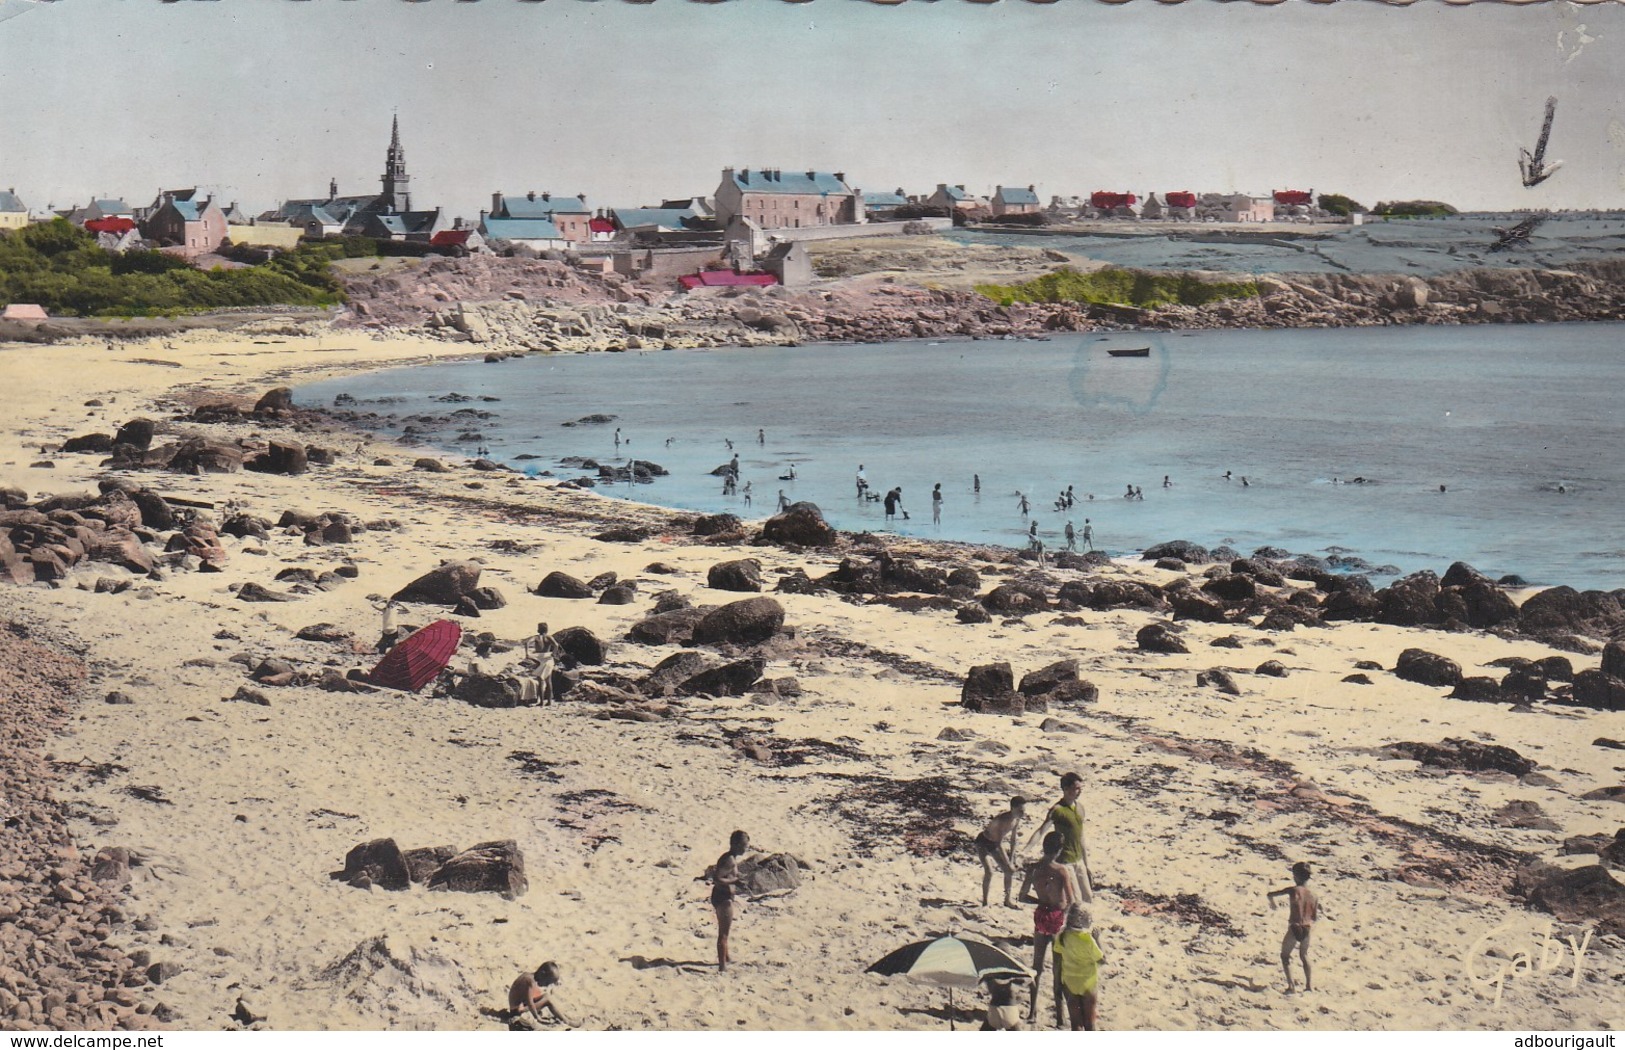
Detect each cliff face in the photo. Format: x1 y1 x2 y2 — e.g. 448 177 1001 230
334 253 1625 355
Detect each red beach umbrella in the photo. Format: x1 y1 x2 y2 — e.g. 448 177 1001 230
366 619 462 692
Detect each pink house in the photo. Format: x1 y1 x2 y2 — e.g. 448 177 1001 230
143 193 228 259
713 168 859 230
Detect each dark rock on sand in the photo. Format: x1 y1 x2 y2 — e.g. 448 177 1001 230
236 582 292 603
1570 670 1625 711
641 651 713 696
1602 641 1625 680
1385 738 1535 776
414 457 451 473
1377 571 1442 627
402 845 458 885
1492 800 1561 831
708 558 763 593
598 584 637 605
535 571 594 599
1137 621 1189 654
427 840 527 899
1394 648 1462 688
167 436 244 474
113 418 156 451
629 607 707 646
253 387 295 415
736 853 804 895
761 502 838 547
947 567 981 590
1255 660 1289 678
248 441 308 476
982 582 1049 615
1142 540 1209 564
961 662 1024 715
1169 588 1229 623
679 657 766 697
1500 666 1550 700
956 603 992 624
1019 659 1079 697
1202 574 1257 603
332 838 411 891
551 626 605 667
1342 673 1374 685
1518 586 1625 640
775 568 822 595
1513 863 1625 936
1450 676 1509 703
393 560 481 606
62 433 115 454
1197 669 1241 696
692 513 742 537
692 597 785 646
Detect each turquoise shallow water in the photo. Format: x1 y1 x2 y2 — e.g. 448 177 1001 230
299 322 1625 589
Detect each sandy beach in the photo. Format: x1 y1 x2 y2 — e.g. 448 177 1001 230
1 326 1621 1031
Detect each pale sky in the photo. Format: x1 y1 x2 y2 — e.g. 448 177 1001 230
2 0 1621 219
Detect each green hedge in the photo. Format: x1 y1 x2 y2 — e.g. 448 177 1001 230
974 267 1258 309
0 219 346 316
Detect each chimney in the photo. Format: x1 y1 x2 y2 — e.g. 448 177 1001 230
956 184 965 191
1028 184 1035 193
806 170 815 181
577 193 586 203
527 190 536 202
936 184 947 194
541 192 550 202
329 178 338 200
493 192 503 213
834 172 845 185
741 168 750 181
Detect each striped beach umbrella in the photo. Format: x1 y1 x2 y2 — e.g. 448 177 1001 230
867 935 1031 1029
366 619 461 692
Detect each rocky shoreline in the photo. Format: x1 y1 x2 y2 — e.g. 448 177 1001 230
326 252 1625 359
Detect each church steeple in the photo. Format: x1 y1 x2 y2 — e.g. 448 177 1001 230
380 115 411 214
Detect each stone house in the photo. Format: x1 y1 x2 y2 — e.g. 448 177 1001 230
143 193 228 258
713 168 860 231
991 185 1041 217
926 183 987 216
489 192 594 245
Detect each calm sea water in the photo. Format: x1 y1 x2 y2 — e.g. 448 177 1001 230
299 323 1625 589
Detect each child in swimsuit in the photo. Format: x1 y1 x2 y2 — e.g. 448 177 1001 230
974 796 1026 908
711 830 749 972
1267 861 1318 993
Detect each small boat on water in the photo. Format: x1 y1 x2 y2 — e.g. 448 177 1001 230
1107 346 1151 358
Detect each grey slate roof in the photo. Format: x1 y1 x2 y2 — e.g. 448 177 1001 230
995 186 1040 205
480 217 564 242
0 190 24 213
497 195 590 219
731 170 849 196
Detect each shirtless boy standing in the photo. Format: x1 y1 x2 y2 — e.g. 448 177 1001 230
1266 861 1318 993
974 796 1026 909
711 830 750 973
1018 831 1078 1027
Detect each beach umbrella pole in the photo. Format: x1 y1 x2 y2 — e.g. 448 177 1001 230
948 985 955 1032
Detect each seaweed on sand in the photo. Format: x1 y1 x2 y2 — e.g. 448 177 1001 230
814 773 976 858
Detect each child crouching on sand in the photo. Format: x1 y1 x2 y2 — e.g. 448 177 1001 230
506 961 577 1028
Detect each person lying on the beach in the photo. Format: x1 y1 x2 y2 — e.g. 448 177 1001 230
974 795 1026 908
506 962 578 1028
1018 831 1078 1026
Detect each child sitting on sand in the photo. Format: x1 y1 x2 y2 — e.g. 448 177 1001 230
1266 861 1318 993
506 961 577 1028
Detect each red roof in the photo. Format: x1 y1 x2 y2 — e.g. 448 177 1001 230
1165 191 1198 209
678 270 778 290
430 230 473 247
85 217 137 234
588 217 615 233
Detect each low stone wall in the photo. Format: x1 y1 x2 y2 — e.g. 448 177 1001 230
763 218 952 244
